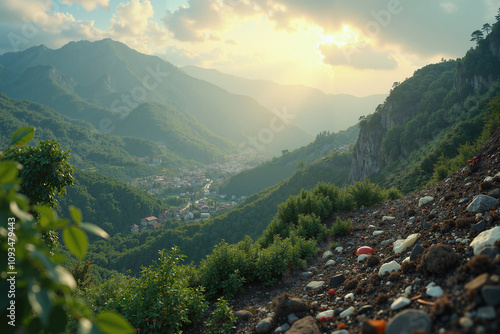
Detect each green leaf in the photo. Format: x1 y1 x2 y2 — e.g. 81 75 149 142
10 126 35 146
78 318 103 334
0 161 19 184
80 222 110 239
63 227 88 260
70 205 83 224
28 284 52 326
95 312 135 334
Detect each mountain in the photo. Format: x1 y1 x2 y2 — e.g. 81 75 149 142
182 65 386 136
350 21 500 193
0 39 311 156
0 92 184 181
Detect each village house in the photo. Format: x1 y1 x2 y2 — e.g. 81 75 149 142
130 224 139 233
140 216 158 226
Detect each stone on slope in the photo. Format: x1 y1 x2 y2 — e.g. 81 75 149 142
410 244 425 261
315 310 334 321
390 297 410 310
393 233 420 254
386 309 432 334
325 259 336 267
419 196 434 207
476 306 496 319
481 285 500 305
470 226 500 255
379 260 401 276
255 318 273 334
382 216 395 221
306 281 325 291
466 195 499 212
275 294 309 317
426 285 444 298
488 188 500 198
330 274 346 288
340 306 355 318
274 323 290 333
322 250 333 260
234 310 252 322
287 313 299 325
287 316 320 334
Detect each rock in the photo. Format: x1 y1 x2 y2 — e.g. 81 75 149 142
381 239 395 246
275 294 309 317
325 259 336 267
465 273 490 291
358 305 374 315
393 233 420 254
422 221 431 229
372 230 384 236
488 188 500 199
418 244 459 275
344 293 354 300
234 310 252 321
476 306 496 319
287 313 300 325
306 281 325 291
485 176 494 182
288 316 320 334
315 310 334 321
274 323 291 333
472 220 486 233
357 254 370 263
419 196 434 206
335 246 344 252
466 195 499 212
470 226 500 255
322 250 333 260
332 330 349 334
255 317 273 334
390 297 411 310
426 285 444 298
481 285 500 305
330 274 346 288
382 216 395 221
379 260 401 276
340 306 355 318
302 272 313 278
410 244 425 261
386 309 432 334
479 246 499 258
459 316 473 329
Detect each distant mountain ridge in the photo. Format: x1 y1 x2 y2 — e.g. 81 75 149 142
0 39 311 157
182 65 386 136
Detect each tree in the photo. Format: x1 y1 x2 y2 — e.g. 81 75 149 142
496 7 500 21
69 260 95 290
482 23 492 35
470 30 484 45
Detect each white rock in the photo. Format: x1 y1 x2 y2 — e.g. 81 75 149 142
404 286 412 297
485 176 494 182
390 296 411 310
382 216 395 221
372 230 384 236
426 286 444 298
379 260 401 276
344 293 354 300
357 254 370 263
459 317 473 329
426 282 436 289
402 256 411 263
322 250 333 260
339 306 355 318
335 246 343 253
419 196 434 207
306 281 325 290
325 259 336 267
315 310 333 320
393 233 420 254
470 226 500 255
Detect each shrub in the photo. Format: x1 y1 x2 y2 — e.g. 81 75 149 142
329 217 352 237
81 247 207 333
385 187 403 201
205 297 237 334
348 177 385 207
296 213 327 240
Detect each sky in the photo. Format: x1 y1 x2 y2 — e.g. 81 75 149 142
0 0 498 96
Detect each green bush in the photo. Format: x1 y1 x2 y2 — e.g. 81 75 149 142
385 187 403 201
329 217 352 237
296 213 327 240
80 247 207 333
204 297 237 334
348 177 385 207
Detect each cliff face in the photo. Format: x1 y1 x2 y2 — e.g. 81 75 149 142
350 24 500 184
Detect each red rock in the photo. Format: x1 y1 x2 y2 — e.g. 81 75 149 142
356 246 375 255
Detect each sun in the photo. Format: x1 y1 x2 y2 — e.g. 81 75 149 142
320 25 361 47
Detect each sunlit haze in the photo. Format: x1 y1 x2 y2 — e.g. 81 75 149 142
0 0 496 95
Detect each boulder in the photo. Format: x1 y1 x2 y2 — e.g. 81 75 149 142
275 294 309 317
419 196 434 206
466 195 499 212
287 316 320 334
470 226 500 255
255 317 273 334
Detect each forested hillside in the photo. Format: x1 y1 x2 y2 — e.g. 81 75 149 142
351 19 500 193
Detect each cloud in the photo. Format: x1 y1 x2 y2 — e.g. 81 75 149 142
318 42 398 70
60 0 110 11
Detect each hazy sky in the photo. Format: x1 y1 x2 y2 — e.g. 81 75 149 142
0 0 497 96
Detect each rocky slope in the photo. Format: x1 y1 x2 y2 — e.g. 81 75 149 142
223 126 500 334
